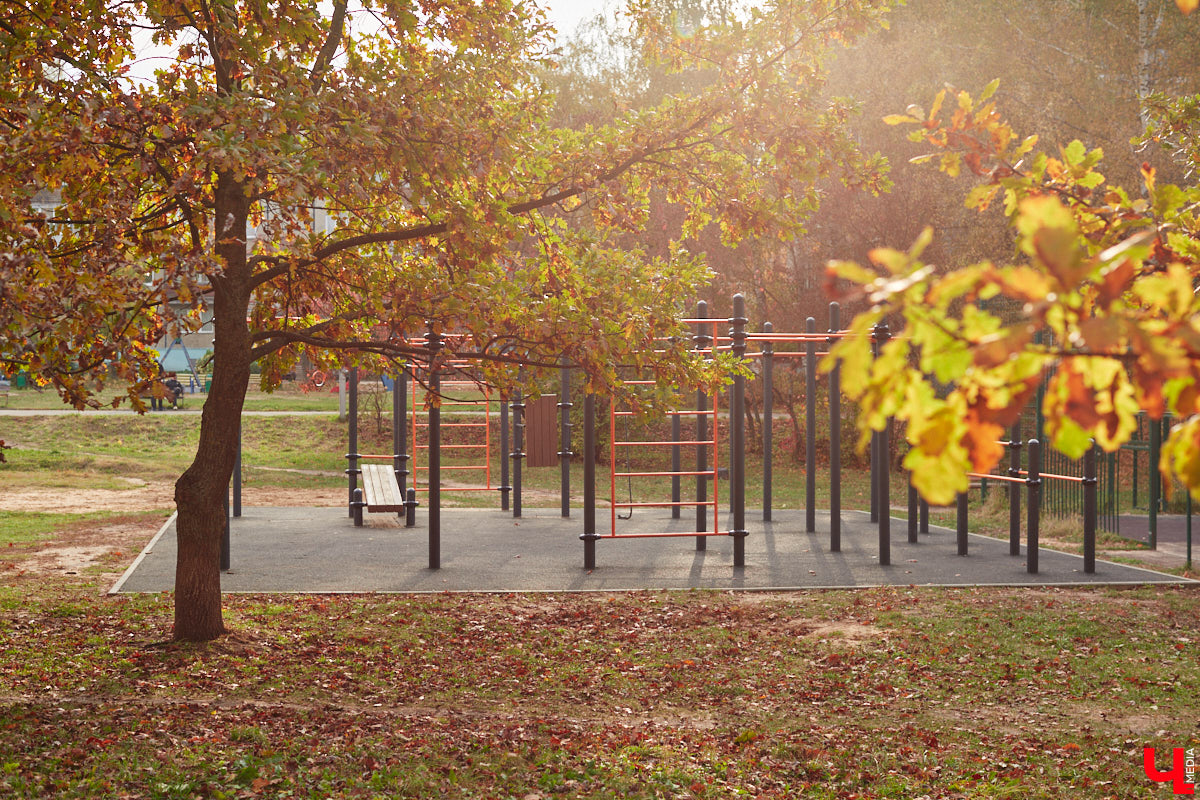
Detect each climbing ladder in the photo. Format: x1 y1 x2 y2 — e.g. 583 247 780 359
409 366 493 495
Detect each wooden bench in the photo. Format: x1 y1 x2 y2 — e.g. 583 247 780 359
360 464 405 513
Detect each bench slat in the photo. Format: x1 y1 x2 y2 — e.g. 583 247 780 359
361 464 405 512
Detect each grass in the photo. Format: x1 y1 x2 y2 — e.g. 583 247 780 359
2 406 1198 797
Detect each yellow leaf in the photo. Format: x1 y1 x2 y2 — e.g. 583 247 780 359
1176 0 1198 14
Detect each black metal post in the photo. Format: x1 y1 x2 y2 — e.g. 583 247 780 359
956 491 968 555
405 488 417 527
559 362 572 518
1150 417 1161 549
805 317 817 533
919 498 929 534
582 393 599 569
1027 438 1041 574
233 420 242 517
346 366 359 517
695 301 710 551
1008 421 1022 556
1084 441 1098 574
499 399 511 510
671 409 682 519
222 489 231 571
762 321 774 522
874 323 891 565
730 294 748 567
397 367 410 497
512 383 524 519
908 483 918 543
427 333 442 569
828 302 842 552
353 488 364 527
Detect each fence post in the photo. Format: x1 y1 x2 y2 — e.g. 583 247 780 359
1150 416 1161 549
1027 438 1041 574
1084 441 1098 574
805 317 817 533
908 483 918 543
427 332 442 569
233 422 242 517
559 362 572 518
956 491 969 556
512 381 524 519
397 367 410 498
1008 421 1022 556
762 321 774 522
347 366 359 517
695 301 710 550
828 302 842 552
582 392 599 569
730 293 748 567
499 399 511 510
874 322 891 565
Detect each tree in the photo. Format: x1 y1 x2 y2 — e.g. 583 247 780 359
825 71 1200 505
0 0 893 640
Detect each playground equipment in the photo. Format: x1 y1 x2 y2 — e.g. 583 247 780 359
221 292 1149 577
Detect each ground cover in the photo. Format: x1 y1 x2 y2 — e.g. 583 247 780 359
2 409 1197 797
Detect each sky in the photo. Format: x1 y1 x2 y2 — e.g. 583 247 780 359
540 0 606 40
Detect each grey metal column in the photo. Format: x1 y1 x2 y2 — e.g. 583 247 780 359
1027 439 1041 574
1150 417 1161 549
346 366 359 517
956 491 969 556
512 384 524 519
828 302 842 552
233 421 242 517
762 321 774 522
874 322 891 566
427 333 442 569
559 362 572 518
499 399 510 510
695 301 709 551
581 393 599 569
1008 421 1022 556
805 317 817 532
730 294 748 567
1083 441 1098 574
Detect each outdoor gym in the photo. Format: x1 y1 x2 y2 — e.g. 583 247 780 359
113 294 1195 595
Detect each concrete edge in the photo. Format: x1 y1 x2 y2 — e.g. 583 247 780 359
109 511 176 595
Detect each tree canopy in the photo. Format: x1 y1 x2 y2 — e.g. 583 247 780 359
0 0 893 640
826 75 1200 505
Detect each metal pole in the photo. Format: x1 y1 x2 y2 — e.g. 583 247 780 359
671 409 682 520
1150 416 1161 549
512 384 524 519
1027 439 1041 574
875 322 891 565
956 491 969 556
347 366 359 517
427 335 442 570
1084 441 1098 574
233 421 242 517
695 301 709 551
222 489 231 572
730 294 748 567
908 483 918 543
828 302 842 552
869 328 879 524
805 317 817 533
397 367 409 495
762 321 774 523
919 498 929 534
559 362 572 518
582 393 599 569
499 399 511 510
1008 421 1022 556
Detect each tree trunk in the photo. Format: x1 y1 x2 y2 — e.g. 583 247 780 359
173 172 253 642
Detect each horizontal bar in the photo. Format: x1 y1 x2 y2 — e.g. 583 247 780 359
614 470 717 478
614 500 718 509
967 472 1026 484
613 410 715 417
614 439 715 447
605 531 728 539
1016 469 1084 483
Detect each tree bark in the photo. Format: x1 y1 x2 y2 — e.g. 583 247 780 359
173 171 252 642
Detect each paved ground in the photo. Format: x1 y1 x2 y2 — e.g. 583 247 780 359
113 506 1193 594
